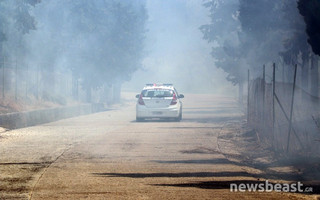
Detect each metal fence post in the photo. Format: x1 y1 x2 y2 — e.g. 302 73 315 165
15 59 18 101
2 57 5 98
262 65 266 134
26 65 28 99
286 64 298 153
247 69 250 123
36 65 39 99
272 63 275 148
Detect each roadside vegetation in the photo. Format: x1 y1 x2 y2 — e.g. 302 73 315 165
0 0 148 113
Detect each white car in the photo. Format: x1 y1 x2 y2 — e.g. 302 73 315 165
135 84 184 121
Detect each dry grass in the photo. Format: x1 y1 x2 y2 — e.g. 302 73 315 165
0 96 75 114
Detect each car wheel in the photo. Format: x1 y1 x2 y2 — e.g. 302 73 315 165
174 111 182 122
174 117 181 122
136 117 144 122
178 111 182 120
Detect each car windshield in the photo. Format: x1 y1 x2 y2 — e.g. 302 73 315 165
141 89 174 98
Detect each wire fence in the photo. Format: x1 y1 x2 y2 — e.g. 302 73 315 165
0 59 113 105
247 63 320 155
0 60 71 102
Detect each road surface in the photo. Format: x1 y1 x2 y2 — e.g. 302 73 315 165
0 93 317 199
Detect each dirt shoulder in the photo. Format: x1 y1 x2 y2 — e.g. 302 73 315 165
218 119 320 197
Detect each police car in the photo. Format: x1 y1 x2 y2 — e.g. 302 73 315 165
135 84 184 121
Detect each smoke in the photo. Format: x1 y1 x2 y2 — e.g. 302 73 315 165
123 0 235 95
22 0 148 103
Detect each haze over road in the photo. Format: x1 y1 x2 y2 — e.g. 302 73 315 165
0 94 315 199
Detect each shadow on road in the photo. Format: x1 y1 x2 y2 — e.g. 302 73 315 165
151 158 240 165
183 110 240 114
153 180 265 190
151 180 320 194
159 126 222 129
92 171 252 178
92 172 320 194
182 116 243 123
130 119 179 123
0 162 51 165
150 158 314 182
130 115 242 124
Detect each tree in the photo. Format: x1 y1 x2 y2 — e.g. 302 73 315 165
67 0 147 102
200 0 245 101
298 0 320 96
201 0 285 101
28 0 147 102
0 0 40 61
298 0 320 56
278 0 314 93
238 0 286 74
0 0 40 95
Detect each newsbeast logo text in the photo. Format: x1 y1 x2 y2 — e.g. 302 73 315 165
230 180 313 193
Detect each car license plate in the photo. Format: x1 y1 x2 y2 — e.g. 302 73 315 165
152 111 162 115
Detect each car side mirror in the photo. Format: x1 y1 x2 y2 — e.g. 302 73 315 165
178 94 184 98
135 94 140 98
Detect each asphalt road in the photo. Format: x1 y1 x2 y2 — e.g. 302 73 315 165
0 93 317 199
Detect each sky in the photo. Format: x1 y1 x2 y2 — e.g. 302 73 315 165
123 0 235 95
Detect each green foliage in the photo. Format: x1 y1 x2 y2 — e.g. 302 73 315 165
0 0 147 93
201 0 313 84
279 0 309 66
200 0 243 85
0 0 40 41
239 0 283 41
33 0 148 90
0 0 40 65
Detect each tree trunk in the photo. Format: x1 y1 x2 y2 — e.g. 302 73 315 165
301 57 309 91
310 55 319 97
282 64 285 83
41 64 55 99
100 84 112 104
86 86 91 103
238 82 243 104
285 64 294 84
72 73 79 101
112 80 121 103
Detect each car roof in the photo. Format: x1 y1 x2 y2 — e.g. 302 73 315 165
142 83 175 90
